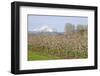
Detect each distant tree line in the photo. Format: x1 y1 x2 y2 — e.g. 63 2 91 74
64 23 88 35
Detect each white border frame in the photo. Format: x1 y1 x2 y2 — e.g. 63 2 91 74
20 6 95 70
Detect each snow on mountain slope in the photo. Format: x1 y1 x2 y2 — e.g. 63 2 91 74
33 25 56 32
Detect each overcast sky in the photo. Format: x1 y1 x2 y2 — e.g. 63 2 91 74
28 15 88 32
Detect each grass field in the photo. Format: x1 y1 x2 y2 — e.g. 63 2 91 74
28 50 61 60
28 30 88 61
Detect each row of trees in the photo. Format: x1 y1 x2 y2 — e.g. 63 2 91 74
64 23 88 34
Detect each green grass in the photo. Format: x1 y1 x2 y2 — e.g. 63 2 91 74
28 50 61 61
28 44 88 60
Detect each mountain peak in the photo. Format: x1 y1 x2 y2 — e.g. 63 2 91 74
33 25 57 32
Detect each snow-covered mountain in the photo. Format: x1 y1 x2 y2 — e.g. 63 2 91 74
33 25 57 32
